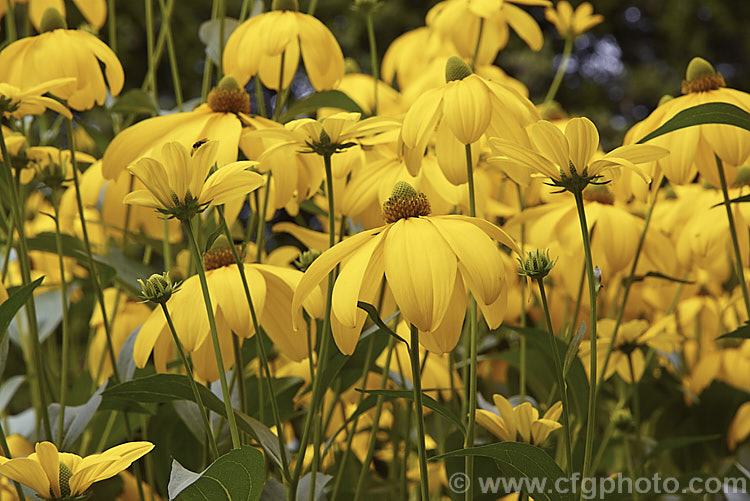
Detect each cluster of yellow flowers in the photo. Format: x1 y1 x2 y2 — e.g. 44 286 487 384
1 0 750 499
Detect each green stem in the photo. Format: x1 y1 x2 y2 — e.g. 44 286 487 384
716 155 750 317
409 324 430 500
597 176 662 387
573 189 599 488
160 302 219 458
231 335 247 417
307 0 318 15
463 141 478 500
183 220 241 449
66 119 120 386
544 37 573 105
162 219 172 271
353 335 396 501
1 123 51 440
239 0 251 22
290 152 337 494
254 76 267 118
365 11 379 115
470 17 485 71
107 0 117 53
145 0 157 106
516 184 527 399
50 190 71 446
537 277 573 475
158 0 183 111
4 0 16 43
201 0 219 102
272 50 287 122
217 0 226 78
216 206 292 485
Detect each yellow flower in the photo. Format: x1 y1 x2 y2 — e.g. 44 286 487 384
545 1 603 41
400 56 539 181
123 140 265 220
0 0 107 31
476 394 562 445
134 258 324 382
292 182 519 355
0 79 73 119
426 0 551 65
222 0 344 91
0 8 122 111
490 117 668 192
0 441 153 500
579 319 679 383
102 76 253 182
626 57 750 186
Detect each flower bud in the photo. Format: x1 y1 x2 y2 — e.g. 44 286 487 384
138 272 180 304
681 57 725 94
294 249 322 271
517 249 556 280
445 56 472 83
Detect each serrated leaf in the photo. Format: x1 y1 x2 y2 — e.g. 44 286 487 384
563 322 585 378
358 388 465 434
175 446 265 501
280 90 364 122
431 442 573 501
110 89 158 115
636 102 750 144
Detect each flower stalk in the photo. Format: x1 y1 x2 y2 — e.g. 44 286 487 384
409 323 430 500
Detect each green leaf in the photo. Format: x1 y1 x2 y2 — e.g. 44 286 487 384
176 446 265 501
431 442 573 501
358 388 465 434
646 434 721 459
110 89 158 116
717 323 750 340
0 276 45 340
357 302 406 343
713 193 750 207
102 373 288 469
628 271 694 285
563 322 585 378
636 102 750 144
280 90 364 122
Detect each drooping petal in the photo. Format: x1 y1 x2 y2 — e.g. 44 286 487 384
332 235 385 328
384 218 457 332
441 75 492 144
502 3 545 51
297 12 345 91
0 457 52 497
418 274 467 354
401 87 444 149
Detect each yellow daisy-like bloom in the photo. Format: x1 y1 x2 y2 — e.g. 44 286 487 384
0 0 107 31
626 57 750 187
0 78 73 119
426 0 551 66
476 394 562 446
123 140 265 220
292 182 519 355
0 8 122 111
400 56 539 181
490 117 668 191
134 258 324 382
223 0 344 91
545 1 603 41
0 441 153 500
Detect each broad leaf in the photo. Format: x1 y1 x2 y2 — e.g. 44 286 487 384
175 446 265 501
0 277 45 337
280 90 364 122
432 442 573 501
636 102 750 144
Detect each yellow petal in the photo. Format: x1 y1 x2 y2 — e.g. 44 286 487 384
503 3 544 51
297 13 344 91
441 75 491 144
493 394 516 440
0 457 52 496
476 409 511 441
383 218 457 331
36 442 61 498
201 162 265 206
529 120 570 171
418 274 467 354
401 87 444 149
565 117 599 174
332 234 385 328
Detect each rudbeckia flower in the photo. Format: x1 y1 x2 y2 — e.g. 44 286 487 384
626 57 750 186
400 56 539 181
426 0 551 65
123 140 265 221
476 394 562 445
222 0 344 91
134 253 324 382
0 78 73 119
0 441 154 500
292 181 519 355
545 1 603 41
0 8 122 111
490 117 668 192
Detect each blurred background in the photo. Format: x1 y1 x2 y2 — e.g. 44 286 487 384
4 0 750 148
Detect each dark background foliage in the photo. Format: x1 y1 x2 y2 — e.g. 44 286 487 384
7 0 750 147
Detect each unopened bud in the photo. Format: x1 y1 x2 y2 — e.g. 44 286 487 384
517 249 556 280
